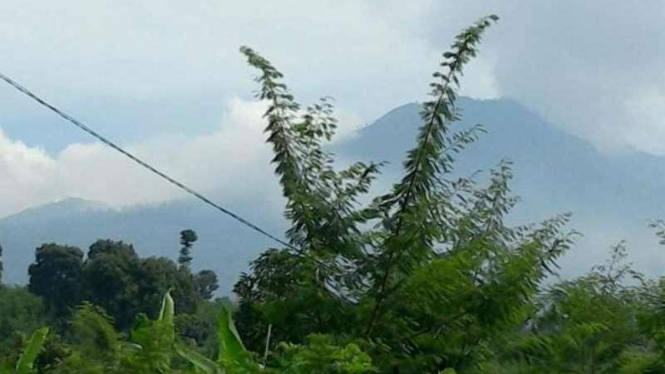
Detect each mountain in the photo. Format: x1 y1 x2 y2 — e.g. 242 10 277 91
337 98 665 275
0 197 284 295
2 97 664 294
6 198 113 222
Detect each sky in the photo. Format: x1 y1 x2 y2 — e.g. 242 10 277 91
1 0 665 217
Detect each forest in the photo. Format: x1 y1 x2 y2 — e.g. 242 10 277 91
2 15 665 374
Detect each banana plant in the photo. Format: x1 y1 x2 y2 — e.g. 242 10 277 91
216 306 251 370
108 291 257 373
174 344 222 374
122 290 177 372
177 304 258 374
120 291 256 374
0 327 49 374
16 327 49 374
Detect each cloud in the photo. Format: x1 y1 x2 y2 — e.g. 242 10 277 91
0 96 365 218
0 98 274 217
426 1 665 155
0 0 499 149
332 0 665 155
0 129 59 215
4 0 665 157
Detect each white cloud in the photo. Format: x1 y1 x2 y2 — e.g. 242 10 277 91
0 129 59 214
623 88 665 155
5 0 665 157
0 0 498 134
462 1 665 155
0 95 366 218
356 0 665 155
0 98 284 217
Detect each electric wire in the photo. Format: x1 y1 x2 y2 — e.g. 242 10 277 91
0 71 298 251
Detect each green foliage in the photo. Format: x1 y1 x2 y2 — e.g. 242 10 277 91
69 303 119 355
46 303 122 373
196 270 219 300
137 256 198 317
82 240 141 329
0 287 46 356
123 292 176 373
0 242 4 284
175 343 221 374
217 305 255 373
28 244 84 317
179 229 198 268
236 14 577 374
273 335 374 374
26 237 219 336
15 327 48 374
619 349 665 374
175 313 214 350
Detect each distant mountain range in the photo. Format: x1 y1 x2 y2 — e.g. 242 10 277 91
2 97 664 294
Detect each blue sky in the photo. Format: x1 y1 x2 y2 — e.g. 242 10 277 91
2 0 665 217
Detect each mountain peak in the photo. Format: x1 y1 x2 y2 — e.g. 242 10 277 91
3 197 112 222
51 197 111 210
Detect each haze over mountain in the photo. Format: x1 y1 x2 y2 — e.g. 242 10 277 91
2 97 664 294
339 98 665 276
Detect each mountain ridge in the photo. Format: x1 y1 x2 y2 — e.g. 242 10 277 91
3 197 112 221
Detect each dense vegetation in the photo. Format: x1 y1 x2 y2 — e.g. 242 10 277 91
2 15 665 373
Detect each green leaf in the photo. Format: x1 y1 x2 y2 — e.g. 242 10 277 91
175 343 221 374
156 291 176 351
125 292 177 373
217 305 247 367
15 327 48 374
159 290 175 325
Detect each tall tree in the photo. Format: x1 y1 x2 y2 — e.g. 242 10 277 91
0 242 3 285
81 239 202 329
178 229 198 268
138 256 199 316
234 15 575 373
82 240 141 330
195 270 219 300
28 243 84 317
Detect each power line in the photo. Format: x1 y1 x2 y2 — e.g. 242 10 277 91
0 71 297 251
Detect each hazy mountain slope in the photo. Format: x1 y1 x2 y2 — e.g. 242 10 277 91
337 98 665 275
2 97 664 294
341 99 622 211
0 197 284 294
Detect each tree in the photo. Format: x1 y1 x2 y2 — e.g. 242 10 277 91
179 229 198 268
137 256 199 316
0 242 4 285
51 303 122 374
273 335 374 374
87 239 138 260
195 270 219 300
28 243 84 317
234 15 575 373
0 287 46 358
82 239 202 330
82 240 141 330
